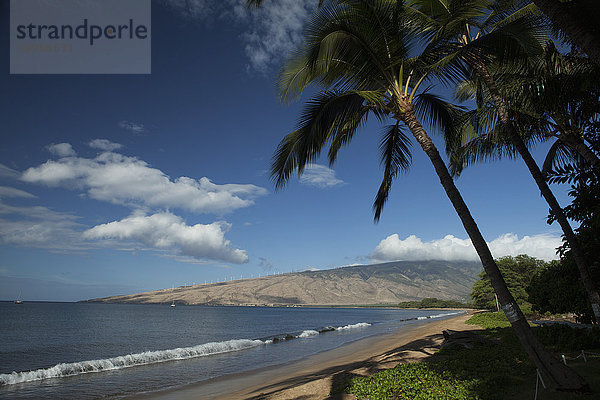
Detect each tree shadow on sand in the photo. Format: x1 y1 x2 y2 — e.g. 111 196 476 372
242 333 444 400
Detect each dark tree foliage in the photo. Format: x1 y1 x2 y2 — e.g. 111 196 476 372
397 297 470 309
538 129 600 323
528 260 595 323
471 255 546 310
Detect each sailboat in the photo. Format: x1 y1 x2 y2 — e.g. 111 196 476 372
14 292 23 304
170 286 175 307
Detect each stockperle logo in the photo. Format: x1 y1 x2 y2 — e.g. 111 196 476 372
10 0 151 74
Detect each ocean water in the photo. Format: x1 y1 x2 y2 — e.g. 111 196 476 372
0 302 463 399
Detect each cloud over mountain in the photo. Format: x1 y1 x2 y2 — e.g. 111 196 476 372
371 233 562 262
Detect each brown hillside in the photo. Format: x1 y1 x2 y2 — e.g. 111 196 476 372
87 260 481 306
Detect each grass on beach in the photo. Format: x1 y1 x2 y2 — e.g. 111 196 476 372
345 312 600 399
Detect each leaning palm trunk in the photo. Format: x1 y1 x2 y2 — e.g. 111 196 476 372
471 60 600 324
557 133 600 173
400 104 588 390
268 0 588 391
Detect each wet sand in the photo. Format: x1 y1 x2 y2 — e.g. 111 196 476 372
132 312 478 400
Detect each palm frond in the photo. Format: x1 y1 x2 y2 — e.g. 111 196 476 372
271 90 370 189
374 121 412 221
413 91 465 137
542 140 583 176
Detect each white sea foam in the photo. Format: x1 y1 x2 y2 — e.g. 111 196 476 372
429 311 463 319
0 339 263 386
297 330 319 338
335 322 371 331
417 311 465 321
2 320 378 386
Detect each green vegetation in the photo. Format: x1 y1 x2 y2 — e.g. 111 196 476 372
398 298 471 309
534 324 600 352
465 311 512 328
470 253 599 323
345 312 600 399
347 362 477 400
529 260 596 323
470 255 545 312
531 149 600 324
263 0 600 390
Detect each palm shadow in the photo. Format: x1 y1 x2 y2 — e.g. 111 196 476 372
242 332 446 400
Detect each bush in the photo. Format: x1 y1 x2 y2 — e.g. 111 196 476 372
347 363 476 400
346 326 532 400
534 324 600 351
465 312 511 329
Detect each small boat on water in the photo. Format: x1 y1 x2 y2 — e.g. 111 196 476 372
14 300 23 304
170 300 175 307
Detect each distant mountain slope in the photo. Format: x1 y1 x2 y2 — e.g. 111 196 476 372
87 260 482 306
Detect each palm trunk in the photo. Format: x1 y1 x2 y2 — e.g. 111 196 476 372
472 61 600 324
401 106 587 391
533 0 600 66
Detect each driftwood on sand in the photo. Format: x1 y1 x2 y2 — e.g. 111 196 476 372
441 329 495 350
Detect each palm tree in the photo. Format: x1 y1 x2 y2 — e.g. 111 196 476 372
518 42 600 173
409 0 600 325
270 0 586 390
449 41 600 175
532 0 600 66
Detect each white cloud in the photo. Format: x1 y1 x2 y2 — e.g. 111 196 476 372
47 143 76 157
84 211 248 263
89 139 123 151
11 144 260 263
0 200 86 250
302 267 320 272
0 186 36 199
21 149 267 214
118 120 145 134
371 233 562 262
234 0 318 71
300 164 345 188
156 0 316 72
0 164 19 179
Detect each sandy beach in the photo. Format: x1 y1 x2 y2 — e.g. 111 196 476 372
133 312 478 400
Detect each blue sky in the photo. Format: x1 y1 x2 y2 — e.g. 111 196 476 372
1 0 572 301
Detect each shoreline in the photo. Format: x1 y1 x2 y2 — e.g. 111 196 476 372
131 312 478 400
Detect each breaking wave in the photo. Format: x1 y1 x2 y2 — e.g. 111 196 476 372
297 330 319 338
0 339 263 386
1 312 463 386
0 322 373 386
418 311 463 320
336 322 371 330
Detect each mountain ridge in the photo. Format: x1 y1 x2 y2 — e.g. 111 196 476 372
86 260 482 306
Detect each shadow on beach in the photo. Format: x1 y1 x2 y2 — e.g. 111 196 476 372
242 333 444 400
